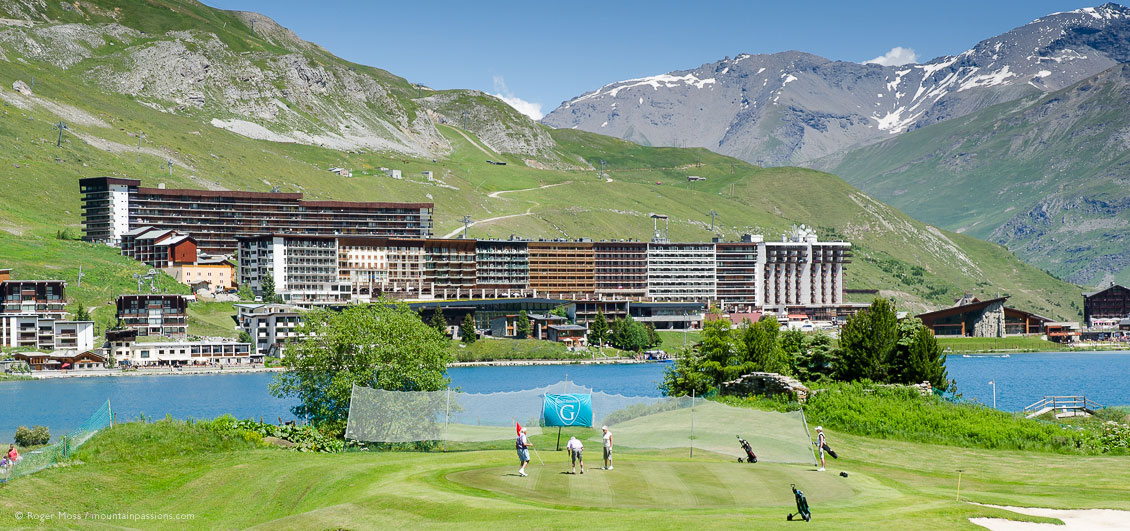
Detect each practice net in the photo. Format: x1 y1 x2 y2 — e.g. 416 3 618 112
345 382 816 464
6 400 113 481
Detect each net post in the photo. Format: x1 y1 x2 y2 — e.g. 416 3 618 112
799 407 819 468
107 399 113 429
444 388 450 452
690 389 695 459
556 427 562 451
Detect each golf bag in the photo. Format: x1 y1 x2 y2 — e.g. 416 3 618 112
787 483 811 522
736 435 757 463
822 443 838 459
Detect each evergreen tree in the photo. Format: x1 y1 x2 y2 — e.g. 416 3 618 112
460 313 477 344
795 332 838 382
891 318 949 389
645 322 661 349
589 310 608 348
835 298 898 382
696 317 737 384
73 302 91 322
516 310 532 339
261 276 279 303
429 308 447 335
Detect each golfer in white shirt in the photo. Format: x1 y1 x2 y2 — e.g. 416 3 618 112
565 436 584 474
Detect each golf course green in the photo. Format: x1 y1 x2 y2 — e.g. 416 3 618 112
1 420 1127 529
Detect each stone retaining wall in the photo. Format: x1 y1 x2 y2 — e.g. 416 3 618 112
721 372 810 402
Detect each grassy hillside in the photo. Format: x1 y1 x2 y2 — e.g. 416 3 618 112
0 0 1082 321
1 419 1128 528
820 64 1130 287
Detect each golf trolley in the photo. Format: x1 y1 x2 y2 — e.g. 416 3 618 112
787 483 811 522
735 435 757 463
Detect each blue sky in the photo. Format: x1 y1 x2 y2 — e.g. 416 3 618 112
204 0 1102 119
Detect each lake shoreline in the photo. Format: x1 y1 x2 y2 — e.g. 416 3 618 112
27 366 287 379
12 357 667 380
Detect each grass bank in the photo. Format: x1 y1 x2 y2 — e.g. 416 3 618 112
451 339 591 362
938 336 1068 353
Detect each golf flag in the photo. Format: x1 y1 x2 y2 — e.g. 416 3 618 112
516 421 522 435
542 394 593 427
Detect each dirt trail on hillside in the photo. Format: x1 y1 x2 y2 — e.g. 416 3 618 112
441 182 571 238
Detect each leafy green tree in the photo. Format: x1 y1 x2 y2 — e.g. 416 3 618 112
779 328 806 375
73 302 91 322
549 305 569 320
460 313 477 344
610 316 649 352
238 330 254 344
516 310 532 339
589 310 608 348
661 349 713 396
740 316 789 375
836 298 898 382
429 308 448 335
237 282 253 301
270 301 452 434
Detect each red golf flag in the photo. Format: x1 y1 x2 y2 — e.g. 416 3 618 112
516 421 522 435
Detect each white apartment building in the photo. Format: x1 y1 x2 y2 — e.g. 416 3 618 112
646 242 717 301
239 235 350 305
234 303 307 357
108 340 256 366
0 316 95 351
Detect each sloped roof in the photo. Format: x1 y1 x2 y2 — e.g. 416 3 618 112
917 296 1008 321
1083 284 1130 298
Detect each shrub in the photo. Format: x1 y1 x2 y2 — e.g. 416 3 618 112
804 382 1090 453
14 425 51 446
200 415 345 452
1089 421 1130 453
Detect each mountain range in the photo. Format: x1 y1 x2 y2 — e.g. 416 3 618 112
544 3 1130 167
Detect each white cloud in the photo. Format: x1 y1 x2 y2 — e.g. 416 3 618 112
491 75 543 121
864 46 919 66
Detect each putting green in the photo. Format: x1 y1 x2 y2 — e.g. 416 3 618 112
448 459 858 509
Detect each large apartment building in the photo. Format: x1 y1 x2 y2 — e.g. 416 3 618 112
0 280 95 351
474 240 529 296
646 242 717 301
593 241 648 299
715 236 763 308
79 177 433 254
528 240 595 296
238 229 852 313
